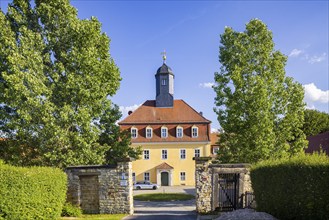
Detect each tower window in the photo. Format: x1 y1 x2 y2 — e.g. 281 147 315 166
162 79 167 86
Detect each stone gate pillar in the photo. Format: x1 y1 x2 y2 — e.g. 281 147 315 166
194 157 212 213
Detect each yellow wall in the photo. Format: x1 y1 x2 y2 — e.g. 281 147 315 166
131 142 210 186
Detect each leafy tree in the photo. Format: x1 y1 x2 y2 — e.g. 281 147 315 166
303 109 329 137
98 104 142 165
0 0 140 167
214 19 307 163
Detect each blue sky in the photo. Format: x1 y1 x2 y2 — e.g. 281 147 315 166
1 0 328 131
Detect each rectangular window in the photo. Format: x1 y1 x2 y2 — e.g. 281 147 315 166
192 127 198 138
161 127 168 138
131 128 137 139
162 79 167 86
162 149 167 159
144 172 150 181
195 149 200 157
180 172 186 181
213 147 219 155
146 128 152 138
176 127 183 138
144 150 150 160
180 149 186 159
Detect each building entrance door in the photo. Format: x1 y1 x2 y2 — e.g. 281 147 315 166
161 172 169 186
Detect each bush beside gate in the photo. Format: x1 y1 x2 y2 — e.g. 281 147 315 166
251 153 329 220
0 161 67 220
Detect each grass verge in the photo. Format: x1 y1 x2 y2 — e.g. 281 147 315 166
134 193 195 201
61 214 127 220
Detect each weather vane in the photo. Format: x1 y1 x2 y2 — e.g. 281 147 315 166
161 49 167 64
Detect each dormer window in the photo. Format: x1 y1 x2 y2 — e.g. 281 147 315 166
146 126 152 139
176 126 183 138
131 127 138 139
192 126 198 138
161 126 168 138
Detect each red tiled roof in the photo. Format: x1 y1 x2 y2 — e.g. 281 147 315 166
210 132 220 146
119 100 211 124
155 162 174 169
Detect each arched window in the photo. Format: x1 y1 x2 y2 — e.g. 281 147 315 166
161 126 168 138
191 126 198 138
176 126 183 138
131 127 138 139
146 126 152 138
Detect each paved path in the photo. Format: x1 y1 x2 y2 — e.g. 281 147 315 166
123 186 197 220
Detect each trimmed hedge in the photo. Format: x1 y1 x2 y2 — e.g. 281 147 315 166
251 154 329 220
0 161 67 220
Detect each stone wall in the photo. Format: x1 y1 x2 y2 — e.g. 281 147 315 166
195 157 252 213
65 162 133 215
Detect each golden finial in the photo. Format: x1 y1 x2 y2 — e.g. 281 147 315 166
161 49 167 64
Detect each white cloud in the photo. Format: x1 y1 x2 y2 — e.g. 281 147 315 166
211 128 219 133
303 83 329 109
119 104 141 118
199 82 215 89
289 49 303 57
308 53 327 64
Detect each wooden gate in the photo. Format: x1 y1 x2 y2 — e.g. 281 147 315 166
217 173 240 211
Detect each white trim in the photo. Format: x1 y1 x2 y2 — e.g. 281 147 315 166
180 171 186 181
145 126 153 139
195 148 201 157
192 125 198 138
144 172 150 181
161 126 168 138
131 127 138 139
176 126 183 138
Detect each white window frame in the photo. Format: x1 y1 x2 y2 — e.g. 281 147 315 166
213 147 219 155
162 149 168 160
176 126 183 138
144 172 150 181
192 126 198 138
161 126 168 138
144 149 150 160
131 127 138 139
146 127 152 139
180 149 186 159
180 172 186 181
195 148 201 157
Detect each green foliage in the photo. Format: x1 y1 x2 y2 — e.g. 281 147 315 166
0 162 67 220
61 202 82 217
214 19 307 163
250 153 329 220
0 0 140 167
303 109 329 137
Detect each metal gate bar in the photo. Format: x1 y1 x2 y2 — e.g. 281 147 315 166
218 173 240 212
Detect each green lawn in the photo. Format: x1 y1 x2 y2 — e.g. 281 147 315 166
134 193 195 201
61 214 127 220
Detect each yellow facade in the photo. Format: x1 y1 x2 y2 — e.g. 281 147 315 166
131 142 211 186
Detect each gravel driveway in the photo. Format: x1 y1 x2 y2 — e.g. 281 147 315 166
123 186 197 220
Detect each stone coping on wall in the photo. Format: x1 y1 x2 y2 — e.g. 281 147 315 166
209 163 251 168
65 164 117 170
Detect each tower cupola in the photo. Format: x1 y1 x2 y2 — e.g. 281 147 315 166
155 60 174 107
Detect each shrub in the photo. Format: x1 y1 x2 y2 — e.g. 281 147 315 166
61 202 82 217
0 162 67 220
251 153 329 220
